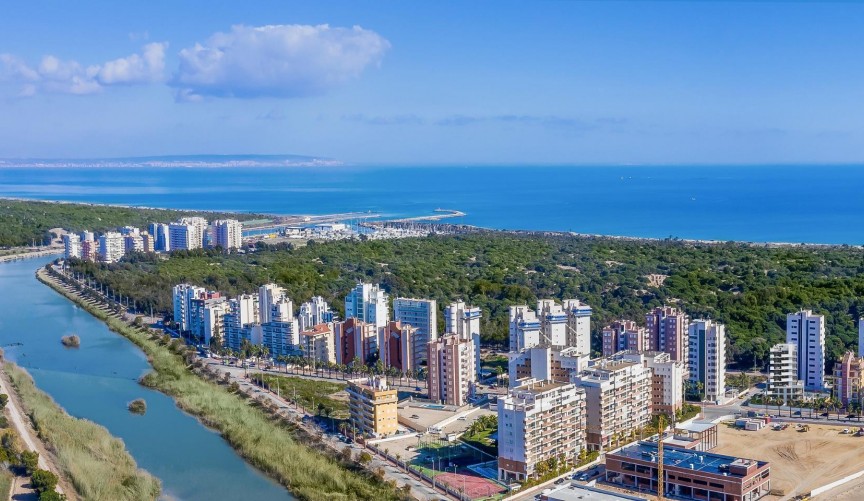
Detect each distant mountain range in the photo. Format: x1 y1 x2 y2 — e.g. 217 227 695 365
0 154 343 168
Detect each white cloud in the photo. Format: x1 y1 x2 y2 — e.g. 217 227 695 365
171 24 390 100
98 42 167 85
0 43 167 96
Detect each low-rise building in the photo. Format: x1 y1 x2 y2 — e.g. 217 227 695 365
576 358 653 451
497 379 586 483
347 377 398 438
605 442 771 501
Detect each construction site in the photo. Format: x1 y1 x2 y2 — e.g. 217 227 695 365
712 421 864 500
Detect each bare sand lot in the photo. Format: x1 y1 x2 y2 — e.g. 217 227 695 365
713 422 864 500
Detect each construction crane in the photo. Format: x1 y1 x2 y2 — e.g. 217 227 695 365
656 414 665 501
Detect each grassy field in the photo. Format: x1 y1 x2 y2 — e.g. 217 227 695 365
38 269 401 501
4 362 161 501
256 374 348 419
0 469 12 500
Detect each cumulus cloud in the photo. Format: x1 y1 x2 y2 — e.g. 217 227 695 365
171 24 390 100
98 42 167 85
0 43 167 96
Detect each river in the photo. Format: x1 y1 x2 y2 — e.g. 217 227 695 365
0 256 292 500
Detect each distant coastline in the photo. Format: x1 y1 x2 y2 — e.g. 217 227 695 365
0 154 342 169
4 196 862 251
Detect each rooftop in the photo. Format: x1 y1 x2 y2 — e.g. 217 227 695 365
610 442 768 477
301 323 332 336
675 421 717 433
542 483 647 501
513 379 573 395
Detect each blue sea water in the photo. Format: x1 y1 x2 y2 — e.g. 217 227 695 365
1 164 863 244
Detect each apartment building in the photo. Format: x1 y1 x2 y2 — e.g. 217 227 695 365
148 223 170 251
508 346 589 387
562 299 592 356
98 231 124 263
646 306 689 366
123 234 144 253
168 222 199 251
445 302 482 375
335 317 379 365
428 333 476 406
860 318 864 358
173 283 205 331
78 231 96 261
509 305 542 351
189 295 227 346
223 294 260 351
602 320 650 357
576 358 653 451
786 310 826 391
298 296 334 331
497 380 586 482
381 321 418 373
834 351 864 408
141 232 155 253
347 377 398 438
394 298 437 368
178 217 208 248
618 351 684 416
688 319 727 403
300 323 337 365
212 219 243 250
62 233 81 259
344 283 389 329
767 343 804 404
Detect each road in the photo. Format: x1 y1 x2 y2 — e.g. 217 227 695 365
207 360 454 501
0 368 69 500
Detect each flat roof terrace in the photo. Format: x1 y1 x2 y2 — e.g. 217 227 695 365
610 442 768 477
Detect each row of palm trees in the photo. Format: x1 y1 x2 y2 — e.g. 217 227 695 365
210 340 429 388
751 393 864 421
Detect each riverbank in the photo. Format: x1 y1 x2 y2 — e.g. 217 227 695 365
0 363 71 500
36 267 402 501
3 362 160 500
0 248 63 263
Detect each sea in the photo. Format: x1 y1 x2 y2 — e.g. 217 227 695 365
1 164 863 244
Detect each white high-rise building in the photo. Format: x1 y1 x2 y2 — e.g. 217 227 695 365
224 294 260 351
394 298 437 368
298 296 334 331
688 319 727 403
258 283 287 324
168 223 199 250
98 232 124 263
786 310 826 391
509 306 541 351
213 219 243 250
562 299 592 355
173 284 206 332
178 217 208 248
618 351 685 415
63 233 81 259
445 301 482 376
119 226 139 236
767 343 804 404
344 283 389 329
508 346 589 386
510 300 591 354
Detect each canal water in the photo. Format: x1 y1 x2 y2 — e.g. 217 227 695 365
0 257 292 501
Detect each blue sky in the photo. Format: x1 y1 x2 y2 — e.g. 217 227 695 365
1 0 863 165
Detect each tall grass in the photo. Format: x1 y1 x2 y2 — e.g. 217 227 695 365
4 363 161 500
39 270 401 501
